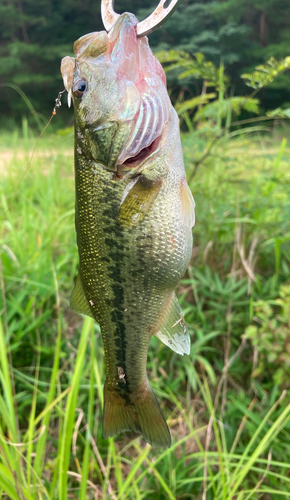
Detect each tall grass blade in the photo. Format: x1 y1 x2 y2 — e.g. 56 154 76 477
0 318 26 494
0 318 17 437
58 317 93 500
229 395 290 498
33 267 63 489
0 83 46 131
79 325 96 500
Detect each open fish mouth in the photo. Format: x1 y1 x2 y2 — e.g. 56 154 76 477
121 135 162 169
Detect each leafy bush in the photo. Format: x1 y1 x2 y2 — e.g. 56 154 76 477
244 285 290 387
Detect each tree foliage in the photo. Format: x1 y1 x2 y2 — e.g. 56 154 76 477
242 56 290 89
0 0 290 124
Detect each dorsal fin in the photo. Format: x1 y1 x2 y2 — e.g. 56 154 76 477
155 293 190 355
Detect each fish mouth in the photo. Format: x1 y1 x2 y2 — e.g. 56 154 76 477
119 135 162 170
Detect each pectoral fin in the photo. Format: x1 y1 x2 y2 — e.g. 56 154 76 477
155 293 190 355
71 274 94 318
180 178 195 228
117 175 162 226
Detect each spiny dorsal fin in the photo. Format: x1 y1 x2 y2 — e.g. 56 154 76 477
71 274 94 318
155 293 190 355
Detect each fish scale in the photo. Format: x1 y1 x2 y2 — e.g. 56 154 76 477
61 12 195 448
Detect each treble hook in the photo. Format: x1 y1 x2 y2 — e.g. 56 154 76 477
101 0 180 37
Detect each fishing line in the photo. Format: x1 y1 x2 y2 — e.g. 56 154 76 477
0 89 66 228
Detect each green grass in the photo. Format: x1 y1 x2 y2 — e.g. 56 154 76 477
0 122 290 499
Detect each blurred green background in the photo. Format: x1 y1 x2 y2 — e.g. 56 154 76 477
1 0 290 127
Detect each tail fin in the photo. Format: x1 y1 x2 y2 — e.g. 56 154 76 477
103 380 171 449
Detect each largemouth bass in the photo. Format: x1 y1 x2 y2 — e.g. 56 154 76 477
61 12 195 449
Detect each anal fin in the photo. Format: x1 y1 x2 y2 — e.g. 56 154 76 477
71 274 94 318
155 293 190 355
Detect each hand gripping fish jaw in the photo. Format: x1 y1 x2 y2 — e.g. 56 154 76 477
101 0 180 37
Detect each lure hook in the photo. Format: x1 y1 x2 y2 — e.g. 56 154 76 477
53 89 66 115
101 0 180 37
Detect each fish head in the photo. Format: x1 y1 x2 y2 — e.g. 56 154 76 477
61 13 171 171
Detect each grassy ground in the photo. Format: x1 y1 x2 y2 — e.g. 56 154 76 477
0 121 290 499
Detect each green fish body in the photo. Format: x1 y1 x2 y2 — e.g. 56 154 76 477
61 13 195 449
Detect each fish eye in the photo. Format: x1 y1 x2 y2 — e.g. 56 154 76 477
74 79 87 98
